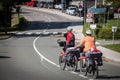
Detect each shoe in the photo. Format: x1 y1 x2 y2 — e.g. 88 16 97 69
97 62 103 66
60 52 67 56
67 63 70 66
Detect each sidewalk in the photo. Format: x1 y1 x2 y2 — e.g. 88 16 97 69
71 25 120 63
22 6 120 63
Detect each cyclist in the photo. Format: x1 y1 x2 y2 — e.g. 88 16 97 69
74 30 96 66
51 27 75 56
64 27 75 48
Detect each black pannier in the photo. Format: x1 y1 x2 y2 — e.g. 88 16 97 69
90 52 103 66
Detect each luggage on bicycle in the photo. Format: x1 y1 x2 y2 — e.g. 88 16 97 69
66 48 80 60
57 39 66 47
90 52 103 66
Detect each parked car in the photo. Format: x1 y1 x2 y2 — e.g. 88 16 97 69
114 8 120 13
55 4 62 10
43 2 49 8
66 6 78 15
37 1 45 8
26 1 38 7
47 2 54 9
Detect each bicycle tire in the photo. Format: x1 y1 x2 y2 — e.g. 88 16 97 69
92 66 99 79
59 55 67 70
70 55 78 71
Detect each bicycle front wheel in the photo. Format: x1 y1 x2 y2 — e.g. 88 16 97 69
70 55 78 71
59 55 67 70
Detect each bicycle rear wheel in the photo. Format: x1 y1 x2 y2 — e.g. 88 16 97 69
59 55 67 70
92 66 99 79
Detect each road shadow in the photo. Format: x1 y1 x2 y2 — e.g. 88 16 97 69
0 56 11 58
97 75 120 80
13 20 83 38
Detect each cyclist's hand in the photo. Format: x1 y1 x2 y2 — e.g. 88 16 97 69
73 46 77 49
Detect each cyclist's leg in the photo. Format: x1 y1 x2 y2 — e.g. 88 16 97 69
85 51 93 66
60 46 67 56
79 52 86 67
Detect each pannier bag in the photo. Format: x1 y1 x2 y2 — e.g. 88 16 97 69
90 52 103 66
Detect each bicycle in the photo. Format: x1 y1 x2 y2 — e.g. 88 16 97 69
59 47 80 71
79 51 103 79
57 39 80 71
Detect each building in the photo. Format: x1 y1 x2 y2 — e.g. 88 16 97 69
36 0 104 8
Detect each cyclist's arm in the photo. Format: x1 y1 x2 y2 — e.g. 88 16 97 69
50 34 64 38
74 38 85 49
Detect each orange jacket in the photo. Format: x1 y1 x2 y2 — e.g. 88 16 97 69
80 36 96 52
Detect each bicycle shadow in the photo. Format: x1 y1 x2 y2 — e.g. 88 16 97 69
97 75 120 79
75 69 120 79
0 56 11 58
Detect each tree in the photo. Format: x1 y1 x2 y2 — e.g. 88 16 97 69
0 0 28 34
105 0 120 8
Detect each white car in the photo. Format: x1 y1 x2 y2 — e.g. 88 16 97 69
66 7 78 15
55 4 62 10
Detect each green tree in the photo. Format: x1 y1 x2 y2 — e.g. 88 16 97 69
105 0 120 8
0 0 28 34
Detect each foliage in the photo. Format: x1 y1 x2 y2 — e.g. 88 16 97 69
18 16 28 30
94 28 120 39
0 14 28 32
105 0 120 8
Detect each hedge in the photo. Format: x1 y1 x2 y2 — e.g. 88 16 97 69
94 28 120 39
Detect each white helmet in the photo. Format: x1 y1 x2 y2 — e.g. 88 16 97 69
86 30 92 34
67 27 73 32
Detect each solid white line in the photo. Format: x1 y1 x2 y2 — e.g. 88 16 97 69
33 36 60 67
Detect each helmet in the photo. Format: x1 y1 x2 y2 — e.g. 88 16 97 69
86 30 92 34
67 27 73 32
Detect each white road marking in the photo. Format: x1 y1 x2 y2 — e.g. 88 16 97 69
33 36 60 67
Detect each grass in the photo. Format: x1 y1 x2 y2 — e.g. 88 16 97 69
103 18 120 28
103 44 120 52
11 13 19 27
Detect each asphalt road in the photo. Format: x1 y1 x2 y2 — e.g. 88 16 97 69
0 8 120 80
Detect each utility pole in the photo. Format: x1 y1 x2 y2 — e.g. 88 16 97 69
61 0 66 13
95 0 97 8
83 0 87 25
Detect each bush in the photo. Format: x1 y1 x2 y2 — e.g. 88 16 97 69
94 28 120 39
18 17 28 30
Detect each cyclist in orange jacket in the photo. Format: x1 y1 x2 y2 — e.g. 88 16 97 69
74 30 96 66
